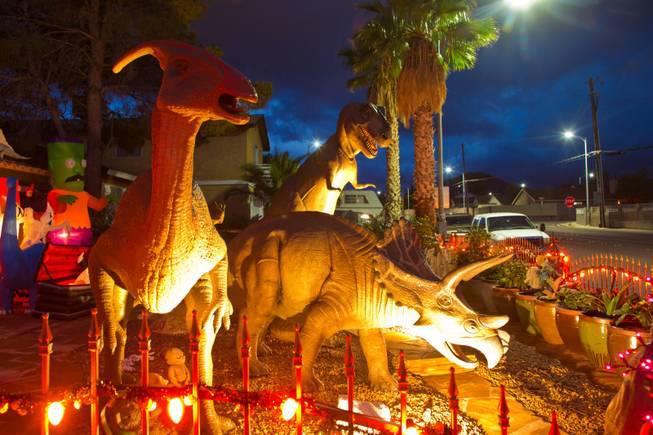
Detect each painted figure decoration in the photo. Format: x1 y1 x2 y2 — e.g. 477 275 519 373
46 140 107 246
0 177 46 314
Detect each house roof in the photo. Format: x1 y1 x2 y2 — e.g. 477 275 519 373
512 188 537 205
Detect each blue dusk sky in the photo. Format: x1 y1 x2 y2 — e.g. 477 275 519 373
193 0 653 190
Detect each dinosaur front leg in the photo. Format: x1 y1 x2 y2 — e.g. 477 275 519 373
359 329 397 390
186 268 234 434
89 265 131 384
301 301 342 392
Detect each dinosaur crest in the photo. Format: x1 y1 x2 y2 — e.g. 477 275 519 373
377 219 439 281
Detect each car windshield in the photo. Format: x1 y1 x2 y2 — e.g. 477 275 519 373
487 215 535 231
446 215 472 226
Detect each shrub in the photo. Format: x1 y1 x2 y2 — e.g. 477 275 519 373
455 228 492 266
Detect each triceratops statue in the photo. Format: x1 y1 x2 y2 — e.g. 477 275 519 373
229 213 511 391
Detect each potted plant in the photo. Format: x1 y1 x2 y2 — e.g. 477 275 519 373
555 287 598 354
455 229 496 314
607 296 653 365
579 288 631 369
490 259 527 322
516 255 560 336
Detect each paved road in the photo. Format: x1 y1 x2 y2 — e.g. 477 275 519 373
543 222 653 264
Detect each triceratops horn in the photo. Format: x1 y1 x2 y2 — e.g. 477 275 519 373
113 40 187 74
441 253 513 292
479 315 509 329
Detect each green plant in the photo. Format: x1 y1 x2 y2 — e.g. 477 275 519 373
631 298 653 329
495 259 527 289
557 288 599 312
360 214 386 239
455 228 492 266
413 216 440 252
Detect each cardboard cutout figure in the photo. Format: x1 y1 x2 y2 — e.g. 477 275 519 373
0 177 45 314
46 141 107 246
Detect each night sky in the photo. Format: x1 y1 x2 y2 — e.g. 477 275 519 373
193 0 653 191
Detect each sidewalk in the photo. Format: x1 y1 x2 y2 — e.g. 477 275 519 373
558 221 653 234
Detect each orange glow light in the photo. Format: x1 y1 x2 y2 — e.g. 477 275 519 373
47 402 65 426
182 395 193 407
73 400 81 410
0 402 8 414
406 427 420 435
168 398 184 424
147 399 157 412
281 398 299 421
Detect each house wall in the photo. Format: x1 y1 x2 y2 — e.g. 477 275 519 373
478 203 575 220
576 204 653 229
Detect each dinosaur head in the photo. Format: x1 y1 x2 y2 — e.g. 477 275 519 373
338 102 392 159
113 40 258 124
375 253 513 369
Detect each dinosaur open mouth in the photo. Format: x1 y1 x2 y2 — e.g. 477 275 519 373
65 174 84 183
218 93 257 124
357 125 378 156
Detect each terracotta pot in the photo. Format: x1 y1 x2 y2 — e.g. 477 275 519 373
492 287 519 323
555 306 584 354
514 293 540 335
608 326 652 365
459 279 497 314
579 313 613 369
534 298 563 345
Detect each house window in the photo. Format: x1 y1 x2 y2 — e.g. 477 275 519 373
116 145 142 157
344 194 369 204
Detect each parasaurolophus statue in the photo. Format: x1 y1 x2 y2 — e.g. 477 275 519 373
265 102 391 217
88 40 257 433
229 213 512 392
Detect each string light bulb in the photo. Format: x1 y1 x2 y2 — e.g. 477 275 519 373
281 398 299 421
167 398 184 424
47 402 65 426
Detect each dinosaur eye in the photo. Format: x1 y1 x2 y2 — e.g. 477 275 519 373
437 294 452 308
464 319 479 334
65 158 76 169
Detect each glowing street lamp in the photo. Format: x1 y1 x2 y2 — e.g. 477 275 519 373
520 183 526 188
562 130 590 225
445 166 453 174
505 0 537 10
312 139 321 149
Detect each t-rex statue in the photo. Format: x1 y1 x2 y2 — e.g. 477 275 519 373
88 40 257 433
228 212 512 391
265 102 391 217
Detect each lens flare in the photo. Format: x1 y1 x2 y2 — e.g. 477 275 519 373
281 398 299 421
505 0 536 10
168 398 184 424
47 402 65 426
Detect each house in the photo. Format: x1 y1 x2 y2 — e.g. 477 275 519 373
511 188 537 206
335 190 383 222
103 115 271 226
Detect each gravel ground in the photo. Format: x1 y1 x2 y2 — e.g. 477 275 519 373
124 326 487 434
475 340 615 435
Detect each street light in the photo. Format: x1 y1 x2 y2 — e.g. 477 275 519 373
589 172 595 178
563 130 590 225
505 0 537 10
520 183 526 188
445 166 453 174
312 139 321 149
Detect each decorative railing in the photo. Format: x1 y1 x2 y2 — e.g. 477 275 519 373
0 311 566 434
567 254 652 299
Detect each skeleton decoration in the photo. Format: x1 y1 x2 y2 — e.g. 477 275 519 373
229 212 512 391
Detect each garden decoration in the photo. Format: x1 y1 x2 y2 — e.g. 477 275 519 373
0 177 45 314
266 102 391 217
165 348 191 386
46 140 107 246
229 212 512 392
0 128 29 160
89 40 257 433
604 334 653 434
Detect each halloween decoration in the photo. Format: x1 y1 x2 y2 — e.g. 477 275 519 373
266 102 391 217
229 213 512 392
0 177 45 314
89 40 257 433
0 129 29 160
46 140 107 246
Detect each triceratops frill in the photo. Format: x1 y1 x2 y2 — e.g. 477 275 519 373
228 213 512 391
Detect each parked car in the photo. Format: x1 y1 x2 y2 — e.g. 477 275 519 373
445 214 472 236
471 212 550 247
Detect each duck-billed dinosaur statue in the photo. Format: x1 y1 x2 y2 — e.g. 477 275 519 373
265 102 391 217
228 212 512 391
88 40 257 433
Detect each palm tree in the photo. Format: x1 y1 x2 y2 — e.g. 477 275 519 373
241 151 301 202
340 1 406 226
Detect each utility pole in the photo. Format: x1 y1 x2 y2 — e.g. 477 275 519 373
461 143 467 212
589 77 606 227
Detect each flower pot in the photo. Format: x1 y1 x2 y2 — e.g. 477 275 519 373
459 279 497 314
555 306 584 354
534 298 563 345
492 287 519 323
607 326 652 366
578 313 613 369
515 293 540 335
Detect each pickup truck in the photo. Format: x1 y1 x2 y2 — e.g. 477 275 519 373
471 212 550 247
